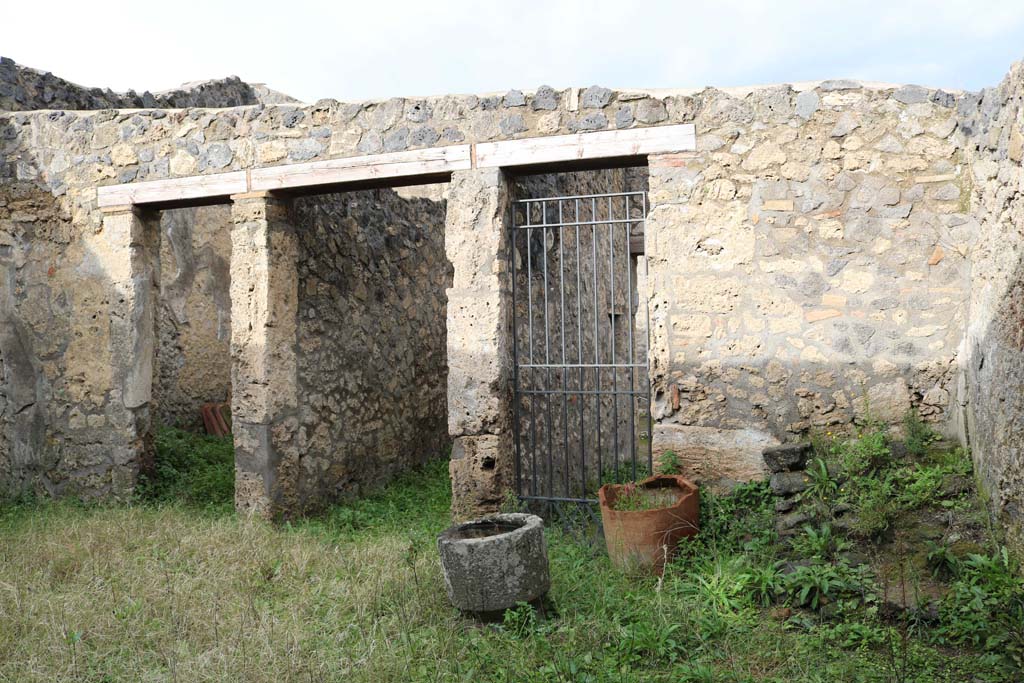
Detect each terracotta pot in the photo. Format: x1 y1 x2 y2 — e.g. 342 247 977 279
598 474 700 574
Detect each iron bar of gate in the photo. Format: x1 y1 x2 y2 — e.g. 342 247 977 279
518 190 644 202
525 203 537 497
518 388 648 396
608 195 623 482
519 495 597 504
541 201 554 500
558 201 570 499
515 217 636 229
626 194 637 481
591 196 603 492
519 362 644 368
577 194 585 499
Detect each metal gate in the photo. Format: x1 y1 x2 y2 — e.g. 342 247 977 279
509 189 653 509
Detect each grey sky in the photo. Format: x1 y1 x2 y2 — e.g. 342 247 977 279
8 0 1024 103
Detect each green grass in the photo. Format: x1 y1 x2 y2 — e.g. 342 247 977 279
136 427 235 508
0 428 1019 682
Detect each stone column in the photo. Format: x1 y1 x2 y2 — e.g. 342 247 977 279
99 204 160 493
229 192 300 518
445 168 514 518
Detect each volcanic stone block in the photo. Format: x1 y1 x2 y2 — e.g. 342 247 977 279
770 471 810 497
763 443 813 473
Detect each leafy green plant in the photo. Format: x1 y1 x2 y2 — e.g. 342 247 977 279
791 523 851 561
842 428 891 476
786 563 842 610
898 464 947 509
932 446 974 477
501 601 538 637
677 555 755 613
993 595 1024 674
903 408 938 458
818 621 888 649
687 481 775 556
848 475 897 539
783 561 874 611
937 546 1024 663
676 662 717 683
611 482 680 511
617 619 686 664
925 541 960 580
657 450 682 475
745 561 784 606
802 458 839 515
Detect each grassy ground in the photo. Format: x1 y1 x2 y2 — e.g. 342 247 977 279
0 426 1021 682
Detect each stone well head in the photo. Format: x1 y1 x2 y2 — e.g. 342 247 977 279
437 512 550 615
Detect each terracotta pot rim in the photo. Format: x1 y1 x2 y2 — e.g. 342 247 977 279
597 474 698 515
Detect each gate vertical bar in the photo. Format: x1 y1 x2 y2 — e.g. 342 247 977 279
591 196 603 489
575 198 586 497
526 205 538 497
608 195 623 482
557 200 570 498
541 201 554 499
625 194 637 477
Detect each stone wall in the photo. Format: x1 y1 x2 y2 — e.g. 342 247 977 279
0 181 72 497
4 54 1024 527
644 82 970 485
291 187 450 511
959 62 1024 549
0 56 288 112
0 178 154 499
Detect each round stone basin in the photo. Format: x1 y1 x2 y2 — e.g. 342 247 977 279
437 513 550 615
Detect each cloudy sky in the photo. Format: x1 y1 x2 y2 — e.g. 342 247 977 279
7 0 1024 103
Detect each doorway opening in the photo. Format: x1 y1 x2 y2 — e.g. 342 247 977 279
508 168 651 512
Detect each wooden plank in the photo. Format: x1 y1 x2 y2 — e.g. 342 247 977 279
250 145 472 193
475 124 696 169
97 171 248 208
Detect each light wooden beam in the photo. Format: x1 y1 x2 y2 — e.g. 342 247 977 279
97 171 247 208
474 124 696 169
96 124 697 208
249 144 473 193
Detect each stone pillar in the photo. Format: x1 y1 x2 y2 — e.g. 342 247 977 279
643 152 703 418
229 193 300 518
445 168 514 518
99 205 160 493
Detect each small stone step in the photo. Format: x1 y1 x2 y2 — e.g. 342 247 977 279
770 471 810 496
763 443 813 473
